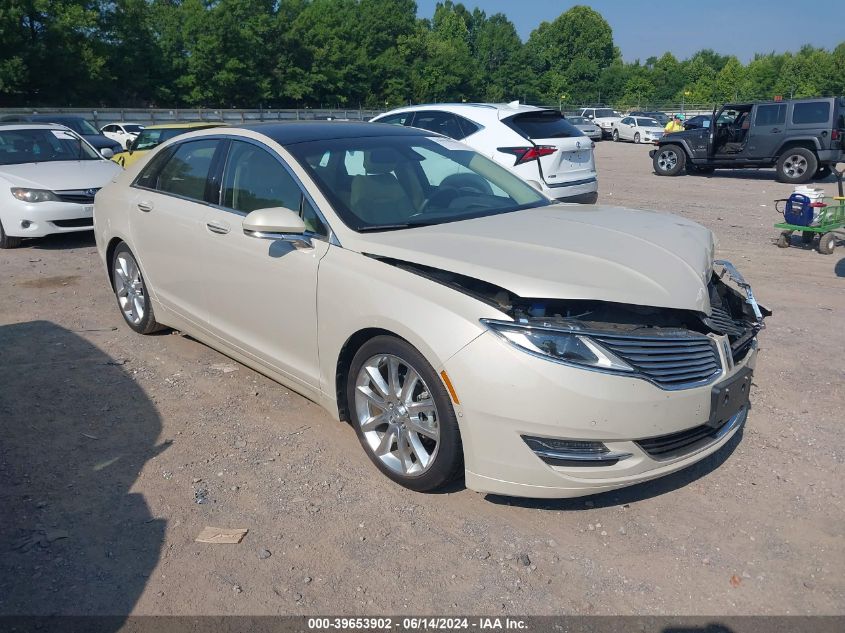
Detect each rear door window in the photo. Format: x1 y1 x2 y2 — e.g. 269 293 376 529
755 104 786 127
156 139 219 201
504 111 582 139
375 113 413 126
410 111 466 140
791 102 831 125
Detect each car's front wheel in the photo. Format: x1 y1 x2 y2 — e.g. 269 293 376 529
777 148 817 184
612 129 620 142
634 132 641 144
0 219 22 249
653 145 686 176
347 336 463 492
111 242 163 334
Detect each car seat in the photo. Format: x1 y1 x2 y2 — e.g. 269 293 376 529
350 148 414 226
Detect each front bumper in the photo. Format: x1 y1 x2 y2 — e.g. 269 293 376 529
445 331 757 498
1 201 94 238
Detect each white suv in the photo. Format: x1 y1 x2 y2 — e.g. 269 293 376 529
577 107 623 139
371 103 598 204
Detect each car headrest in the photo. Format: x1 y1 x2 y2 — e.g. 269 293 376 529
363 148 403 175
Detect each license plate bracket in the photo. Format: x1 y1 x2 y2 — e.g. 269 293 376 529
707 367 752 429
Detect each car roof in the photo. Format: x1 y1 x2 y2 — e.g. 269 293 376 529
236 121 432 145
374 102 553 123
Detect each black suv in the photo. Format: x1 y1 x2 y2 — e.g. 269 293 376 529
650 97 844 183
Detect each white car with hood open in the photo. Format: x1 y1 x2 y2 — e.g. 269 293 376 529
94 122 767 498
0 123 122 248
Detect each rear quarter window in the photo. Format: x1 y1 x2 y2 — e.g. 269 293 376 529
504 111 583 140
791 102 831 125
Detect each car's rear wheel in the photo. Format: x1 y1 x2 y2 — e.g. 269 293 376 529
777 148 817 184
653 145 686 176
111 242 163 334
818 232 836 255
634 132 641 144
0 219 22 249
612 129 620 142
347 336 463 492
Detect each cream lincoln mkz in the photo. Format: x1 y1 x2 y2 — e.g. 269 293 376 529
94 122 767 498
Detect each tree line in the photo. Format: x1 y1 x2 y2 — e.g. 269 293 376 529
1 0 843 109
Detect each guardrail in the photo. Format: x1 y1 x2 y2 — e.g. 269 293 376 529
0 107 385 127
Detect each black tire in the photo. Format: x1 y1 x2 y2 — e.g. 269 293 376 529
346 335 463 492
801 231 816 245
653 145 686 176
110 242 163 334
776 232 791 248
0 219 22 249
818 232 836 255
776 147 818 184
634 132 641 144
612 129 620 142
814 165 832 180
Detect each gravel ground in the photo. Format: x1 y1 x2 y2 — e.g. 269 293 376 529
0 140 843 616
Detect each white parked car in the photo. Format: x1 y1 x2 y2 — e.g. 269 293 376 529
613 116 665 144
0 124 122 248
577 107 623 139
371 103 598 204
94 122 766 498
101 122 145 150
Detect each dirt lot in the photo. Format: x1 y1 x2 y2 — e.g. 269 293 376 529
1 141 843 617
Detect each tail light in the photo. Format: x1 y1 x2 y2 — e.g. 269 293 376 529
832 129 839 140
498 145 557 166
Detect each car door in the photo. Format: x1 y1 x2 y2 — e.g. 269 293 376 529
129 138 223 327
200 138 331 389
619 117 634 140
746 103 786 159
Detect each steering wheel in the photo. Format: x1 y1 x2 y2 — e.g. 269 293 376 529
419 187 461 214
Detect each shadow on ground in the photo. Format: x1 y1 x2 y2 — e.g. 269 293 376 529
486 426 743 510
26 232 97 250
0 321 165 618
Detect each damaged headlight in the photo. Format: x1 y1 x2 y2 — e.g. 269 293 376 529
481 319 633 373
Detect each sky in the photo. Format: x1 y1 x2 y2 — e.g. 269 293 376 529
416 0 845 62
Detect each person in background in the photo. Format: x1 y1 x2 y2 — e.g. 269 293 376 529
664 115 684 134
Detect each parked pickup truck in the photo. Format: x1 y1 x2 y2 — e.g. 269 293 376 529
651 97 845 184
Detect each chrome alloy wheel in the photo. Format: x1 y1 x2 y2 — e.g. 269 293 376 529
354 354 440 477
657 149 678 171
113 251 146 326
782 153 808 178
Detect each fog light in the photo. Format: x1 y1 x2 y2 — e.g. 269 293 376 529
20 220 31 228
522 435 632 467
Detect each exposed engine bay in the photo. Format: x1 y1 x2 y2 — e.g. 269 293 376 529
368 255 769 362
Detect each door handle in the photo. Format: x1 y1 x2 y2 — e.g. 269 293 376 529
206 221 230 235
137 201 153 212
771 128 781 133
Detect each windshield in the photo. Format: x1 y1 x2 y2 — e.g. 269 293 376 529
287 136 550 232
568 116 587 124
36 117 100 135
123 124 144 133
132 127 191 151
0 128 101 164
636 118 660 127
594 109 616 118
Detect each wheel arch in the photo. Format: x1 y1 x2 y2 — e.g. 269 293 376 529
105 236 125 287
775 138 820 158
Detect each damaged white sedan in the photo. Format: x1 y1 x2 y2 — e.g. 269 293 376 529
94 122 767 498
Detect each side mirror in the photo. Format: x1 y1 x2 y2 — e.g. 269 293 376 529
587 115 594 120
100 148 114 159
243 207 311 247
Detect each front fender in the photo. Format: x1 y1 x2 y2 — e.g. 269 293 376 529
316 245 505 417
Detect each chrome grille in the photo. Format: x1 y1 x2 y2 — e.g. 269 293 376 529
591 332 721 389
55 189 99 204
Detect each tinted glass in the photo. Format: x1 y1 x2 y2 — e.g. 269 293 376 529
455 114 480 138
134 128 191 151
755 104 786 126
134 148 175 189
375 113 412 126
124 124 144 133
289 135 548 232
594 109 615 118
505 110 583 139
636 118 659 127
410 111 466 140
0 128 100 164
156 139 218 200
792 101 831 125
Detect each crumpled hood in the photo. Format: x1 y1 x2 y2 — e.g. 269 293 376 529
0 160 121 191
346 204 716 314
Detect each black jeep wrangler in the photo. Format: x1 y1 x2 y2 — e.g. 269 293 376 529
651 97 845 184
